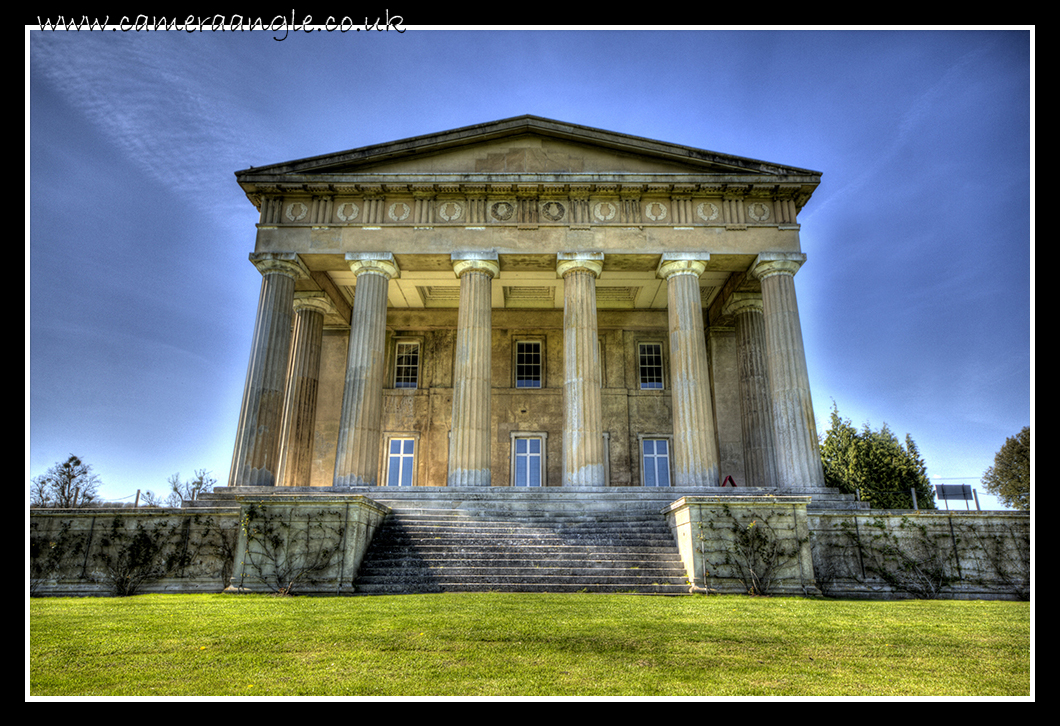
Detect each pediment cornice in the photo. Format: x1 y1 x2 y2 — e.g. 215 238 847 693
236 115 821 186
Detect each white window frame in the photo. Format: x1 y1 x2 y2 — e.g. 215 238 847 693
510 432 548 487
638 434 673 487
392 338 421 389
638 341 665 390
384 435 418 486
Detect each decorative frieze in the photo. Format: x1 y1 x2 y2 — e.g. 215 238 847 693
252 183 799 229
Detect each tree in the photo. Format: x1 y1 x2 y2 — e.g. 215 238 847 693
30 455 102 508
819 403 935 509
138 490 165 508
164 469 216 507
981 426 1030 510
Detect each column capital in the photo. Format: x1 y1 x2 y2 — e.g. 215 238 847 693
345 252 400 280
557 251 603 278
451 252 500 279
292 291 335 316
724 291 764 317
250 252 310 279
751 252 806 281
658 253 709 280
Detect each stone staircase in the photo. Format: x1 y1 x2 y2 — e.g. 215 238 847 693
352 507 691 595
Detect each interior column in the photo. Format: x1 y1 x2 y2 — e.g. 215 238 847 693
557 252 606 488
751 252 826 489
448 253 499 487
725 292 779 488
276 292 332 488
658 253 719 487
333 253 399 487
228 252 309 487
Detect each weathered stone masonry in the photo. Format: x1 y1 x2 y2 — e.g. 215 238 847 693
228 116 828 492
29 117 1029 599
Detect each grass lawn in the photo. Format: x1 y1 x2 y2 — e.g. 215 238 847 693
28 593 1031 697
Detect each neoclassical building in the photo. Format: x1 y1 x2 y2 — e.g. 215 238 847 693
228 116 826 494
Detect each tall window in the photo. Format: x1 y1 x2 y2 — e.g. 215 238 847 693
386 438 416 486
513 436 544 487
394 341 420 389
642 438 671 487
639 342 664 390
515 341 542 388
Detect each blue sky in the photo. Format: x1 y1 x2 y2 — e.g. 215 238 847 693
27 27 1032 509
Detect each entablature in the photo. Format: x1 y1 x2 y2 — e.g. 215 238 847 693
280 250 769 329
247 178 816 229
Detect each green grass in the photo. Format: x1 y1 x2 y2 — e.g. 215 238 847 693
29 593 1031 697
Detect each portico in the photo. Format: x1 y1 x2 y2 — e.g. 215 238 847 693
229 116 826 493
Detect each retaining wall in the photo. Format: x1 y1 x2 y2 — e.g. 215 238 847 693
30 495 1029 600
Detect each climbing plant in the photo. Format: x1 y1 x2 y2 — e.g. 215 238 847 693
237 504 347 595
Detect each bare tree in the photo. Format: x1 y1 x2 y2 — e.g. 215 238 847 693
30 455 102 508
165 470 216 507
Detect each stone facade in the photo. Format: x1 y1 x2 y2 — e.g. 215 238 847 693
28 118 1030 600
228 116 826 492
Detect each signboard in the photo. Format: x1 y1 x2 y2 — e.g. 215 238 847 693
934 483 979 510
935 484 973 500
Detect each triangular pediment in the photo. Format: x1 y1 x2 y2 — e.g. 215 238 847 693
236 115 821 185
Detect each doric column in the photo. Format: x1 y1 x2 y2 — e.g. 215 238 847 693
229 252 309 487
557 252 606 487
657 253 719 487
333 253 399 487
276 292 333 488
751 252 826 489
725 292 780 489
448 253 499 487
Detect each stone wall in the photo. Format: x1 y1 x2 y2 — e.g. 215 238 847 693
665 496 820 597
30 497 1029 600
809 510 1030 601
29 507 240 597
665 499 1029 601
229 494 388 595
30 494 388 597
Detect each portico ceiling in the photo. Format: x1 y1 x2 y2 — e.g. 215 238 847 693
311 252 755 313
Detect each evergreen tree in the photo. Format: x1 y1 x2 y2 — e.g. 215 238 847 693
819 403 935 509
981 427 1030 510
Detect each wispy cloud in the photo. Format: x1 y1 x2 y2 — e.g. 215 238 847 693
803 40 996 221
31 32 274 220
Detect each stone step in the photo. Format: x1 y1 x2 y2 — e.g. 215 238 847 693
353 505 690 595
353 581 691 595
363 551 684 566
357 564 686 579
373 527 676 541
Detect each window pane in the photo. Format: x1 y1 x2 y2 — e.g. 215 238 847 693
643 438 670 487
388 439 415 486
394 342 419 388
514 437 542 487
516 341 542 388
639 343 663 390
